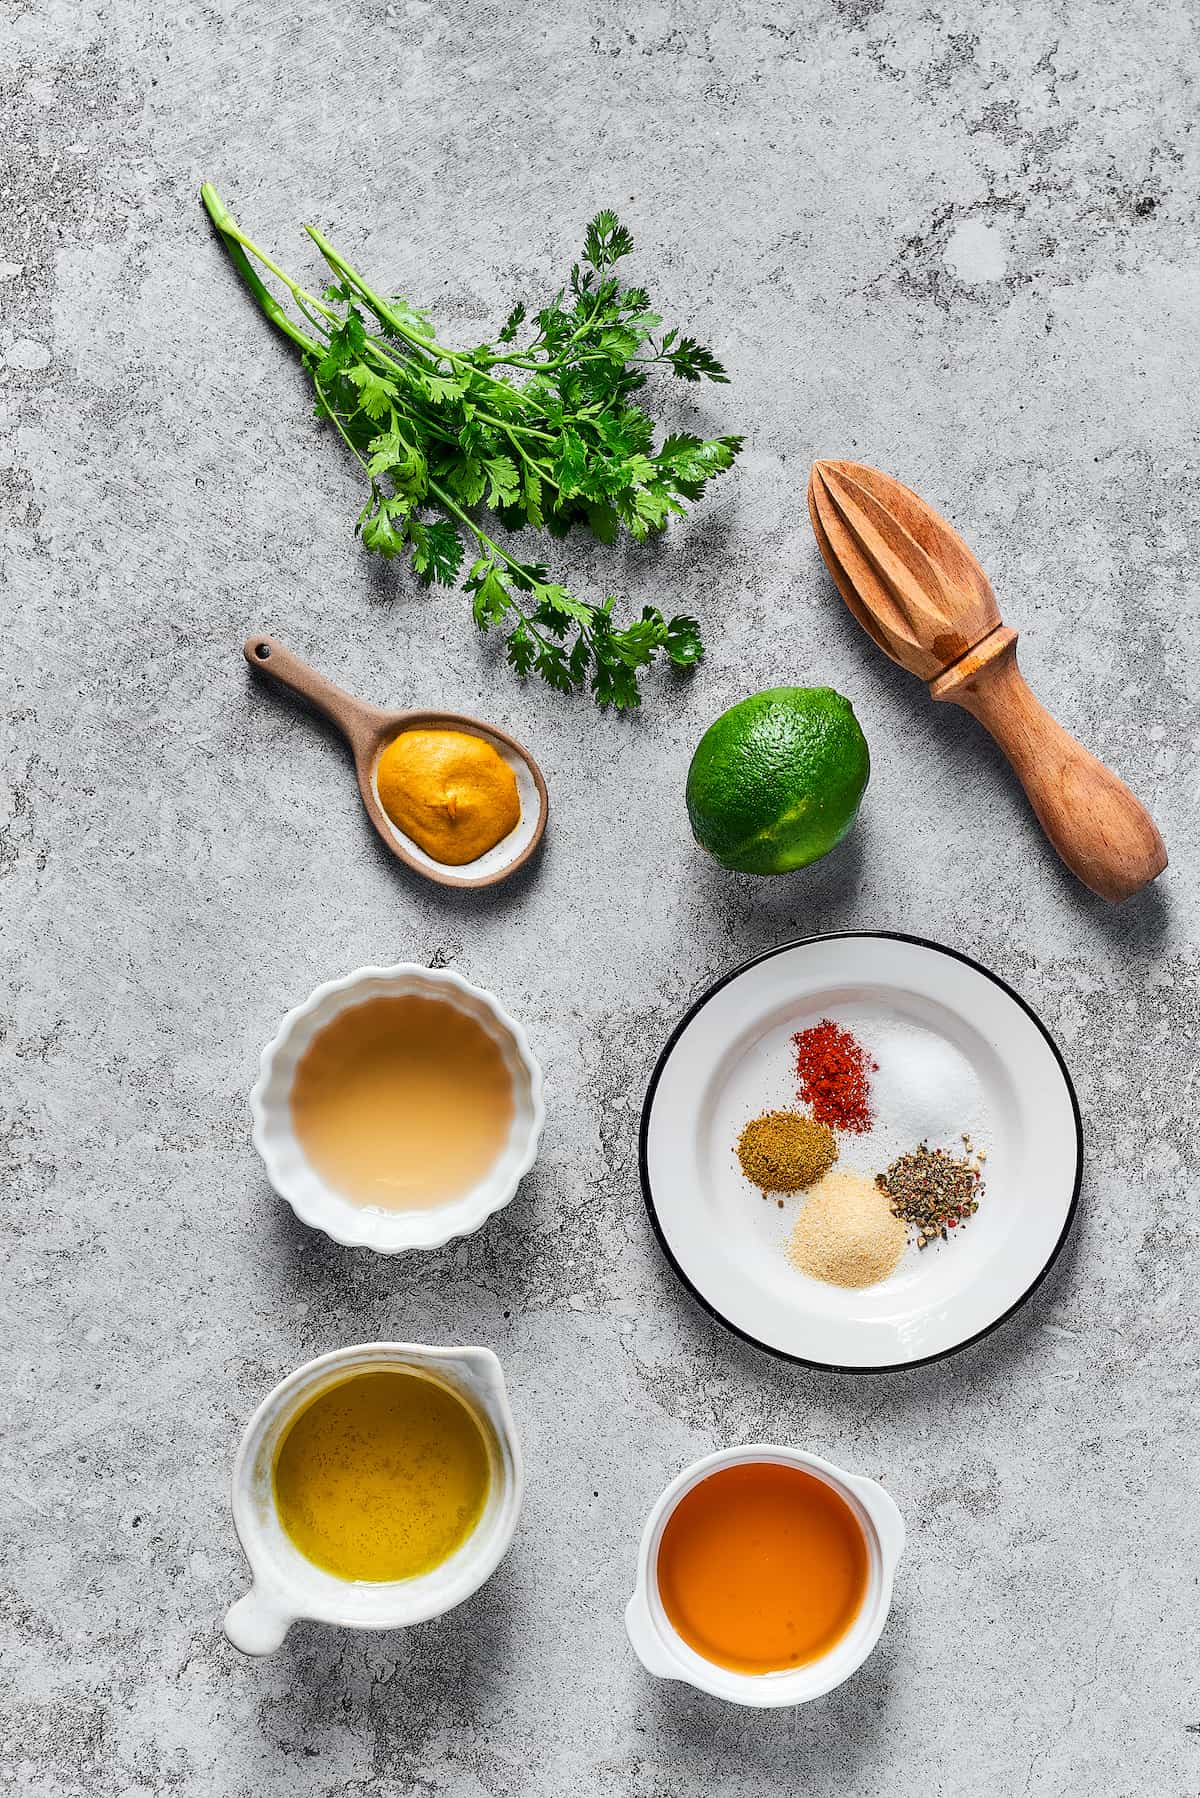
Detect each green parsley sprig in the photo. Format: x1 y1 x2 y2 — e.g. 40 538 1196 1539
201 186 741 708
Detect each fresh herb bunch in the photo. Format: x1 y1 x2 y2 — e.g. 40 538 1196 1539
201 186 742 707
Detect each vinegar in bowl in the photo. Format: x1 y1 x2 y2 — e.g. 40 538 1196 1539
289 994 515 1210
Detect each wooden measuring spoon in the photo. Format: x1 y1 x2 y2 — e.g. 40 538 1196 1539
244 636 548 890
808 460 1166 904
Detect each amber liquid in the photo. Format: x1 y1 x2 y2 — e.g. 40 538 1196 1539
656 1462 869 1673
290 994 514 1209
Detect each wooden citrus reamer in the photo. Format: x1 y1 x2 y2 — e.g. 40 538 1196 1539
808 460 1166 903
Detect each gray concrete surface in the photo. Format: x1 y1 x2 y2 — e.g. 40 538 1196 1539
3 1 1198 1792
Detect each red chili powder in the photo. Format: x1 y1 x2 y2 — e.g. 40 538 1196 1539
792 1019 876 1133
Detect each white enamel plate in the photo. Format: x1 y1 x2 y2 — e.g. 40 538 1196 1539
639 934 1082 1372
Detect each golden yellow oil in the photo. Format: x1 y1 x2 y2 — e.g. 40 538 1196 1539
273 1368 491 1582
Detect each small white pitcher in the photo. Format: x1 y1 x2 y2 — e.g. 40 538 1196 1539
224 1342 523 1655
625 1444 904 1706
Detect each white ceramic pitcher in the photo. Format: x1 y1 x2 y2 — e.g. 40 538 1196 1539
224 1342 523 1655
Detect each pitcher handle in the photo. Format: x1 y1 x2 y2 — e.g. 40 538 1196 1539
224 1584 293 1656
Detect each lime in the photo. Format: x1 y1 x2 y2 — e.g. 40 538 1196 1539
685 687 870 875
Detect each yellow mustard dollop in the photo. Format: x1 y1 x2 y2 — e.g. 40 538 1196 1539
375 728 521 865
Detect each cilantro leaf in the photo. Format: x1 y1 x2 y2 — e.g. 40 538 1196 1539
532 582 593 626
483 454 520 509
416 368 468 404
551 428 588 496
665 613 705 666
366 426 428 504
584 501 619 544
409 517 463 586
506 621 536 676
496 300 526 344
359 498 409 558
595 325 641 364
583 211 634 269
347 363 399 418
522 467 544 529
664 336 730 383
387 297 436 338
464 559 510 629
449 458 488 507
534 643 576 692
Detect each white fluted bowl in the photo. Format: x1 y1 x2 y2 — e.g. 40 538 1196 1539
250 963 544 1253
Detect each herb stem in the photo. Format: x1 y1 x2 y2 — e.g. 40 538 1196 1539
483 292 610 373
426 479 523 574
312 376 376 477
304 226 469 366
361 329 434 369
304 226 550 418
504 431 561 493
201 188 324 359
347 324 556 446
426 478 562 649
475 412 555 445
201 186 340 330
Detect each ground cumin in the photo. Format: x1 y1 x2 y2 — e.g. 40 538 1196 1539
736 1110 838 1194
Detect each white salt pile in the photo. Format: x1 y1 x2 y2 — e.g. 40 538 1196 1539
855 1017 989 1162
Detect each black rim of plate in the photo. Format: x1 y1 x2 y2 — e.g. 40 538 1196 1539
638 931 1084 1375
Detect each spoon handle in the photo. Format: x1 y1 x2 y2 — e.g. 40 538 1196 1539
931 628 1167 903
243 635 392 754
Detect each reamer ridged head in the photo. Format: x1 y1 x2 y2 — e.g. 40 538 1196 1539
807 460 1002 683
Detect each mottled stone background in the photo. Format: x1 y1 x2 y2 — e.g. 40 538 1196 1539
3 1 1197 1793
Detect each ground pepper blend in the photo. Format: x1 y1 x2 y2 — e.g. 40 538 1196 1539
877 1142 983 1248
